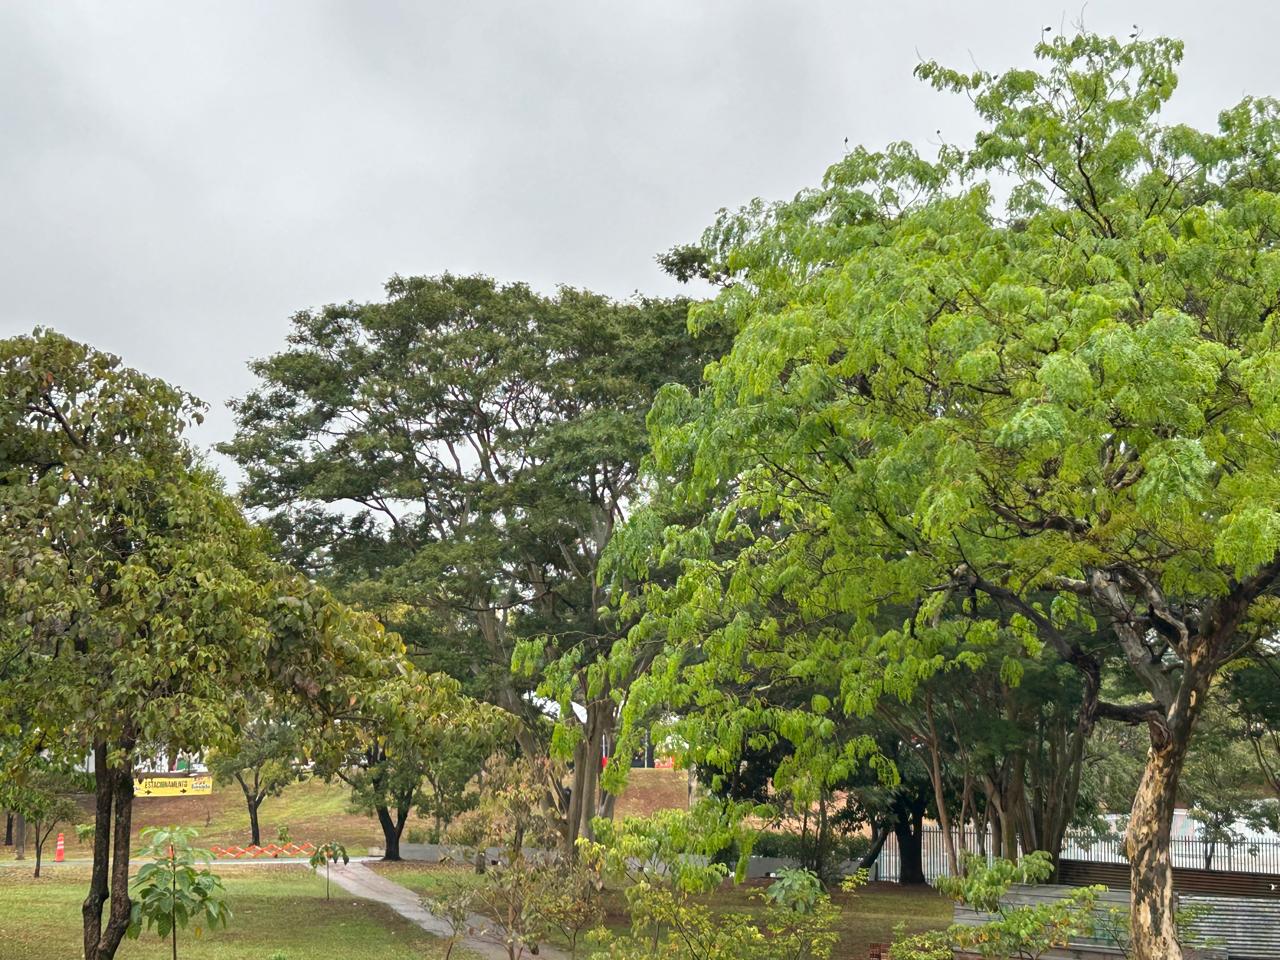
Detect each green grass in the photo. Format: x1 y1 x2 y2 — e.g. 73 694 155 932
0 864 466 959
367 863 951 959
0 777 426 863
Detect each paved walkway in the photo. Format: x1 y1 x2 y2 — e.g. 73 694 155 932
329 859 569 960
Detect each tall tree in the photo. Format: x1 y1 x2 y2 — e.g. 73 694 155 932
0 330 402 960
606 34 1280 959
223 275 722 854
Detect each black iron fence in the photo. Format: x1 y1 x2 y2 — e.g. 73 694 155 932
870 827 1280 883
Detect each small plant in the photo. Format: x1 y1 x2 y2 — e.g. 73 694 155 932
765 868 824 914
74 822 96 844
275 823 292 845
309 840 349 900
423 884 479 960
127 826 231 960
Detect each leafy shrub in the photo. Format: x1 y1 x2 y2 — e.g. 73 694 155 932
425 854 602 960
764 868 824 913
584 811 843 960
890 852 1102 960
126 826 230 958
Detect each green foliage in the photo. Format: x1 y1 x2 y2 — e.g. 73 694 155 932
584 803 761 894
207 696 302 844
601 31 1280 951
763 868 824 913
1181 693 1280 867
425 854 603 960
579 809 841 960
591 873 840 960
127 826 230 952
893 853 1101 960
0 329 408 959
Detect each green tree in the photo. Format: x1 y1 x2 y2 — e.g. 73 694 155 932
206 698 302 846
0 330 403 960
0 764 85 878
313 671 503 860
607 33 1280 959
222 275 723 856
1229 652 1280 799
1182 693 1280 869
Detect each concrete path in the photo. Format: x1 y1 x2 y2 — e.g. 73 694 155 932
329 859 569 960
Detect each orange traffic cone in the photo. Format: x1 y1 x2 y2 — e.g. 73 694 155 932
55 833 65 863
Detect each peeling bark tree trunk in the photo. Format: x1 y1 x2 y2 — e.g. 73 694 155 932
1126 734 1189 960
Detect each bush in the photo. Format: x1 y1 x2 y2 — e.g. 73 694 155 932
425 854 602 960
890 853 1102 960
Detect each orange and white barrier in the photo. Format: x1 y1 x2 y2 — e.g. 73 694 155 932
209 841 317 860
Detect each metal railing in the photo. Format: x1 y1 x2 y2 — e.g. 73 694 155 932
871 827 1280 882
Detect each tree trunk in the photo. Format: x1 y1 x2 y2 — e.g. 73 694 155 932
248 798 262 847
375 806 403 861
4 811 12 845
857 823 891 872
236 772 264 846
895 813 926 885
83 744 113 960
33 823 43 878
99 762 135 960
82 746 136 960
922 702 961 876
1125 732 1190 960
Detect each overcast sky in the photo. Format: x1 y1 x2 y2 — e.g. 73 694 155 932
2 1 1278 476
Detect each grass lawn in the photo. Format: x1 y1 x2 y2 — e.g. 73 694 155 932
0 777 404 863
0 864 466 960
368 862 951 959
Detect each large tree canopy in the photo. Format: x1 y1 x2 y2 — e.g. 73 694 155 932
607 34 1280 960
0 330 403 960
223 274 724 852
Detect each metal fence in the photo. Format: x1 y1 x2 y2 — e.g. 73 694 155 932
1061 831 1280 875
870 826 1280 883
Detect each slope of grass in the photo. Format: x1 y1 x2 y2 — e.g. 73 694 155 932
0 864 464 959
2 768 694 865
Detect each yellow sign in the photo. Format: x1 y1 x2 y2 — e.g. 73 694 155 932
133 774 213 798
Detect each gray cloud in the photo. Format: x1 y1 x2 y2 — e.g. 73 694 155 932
2 0 1277 475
